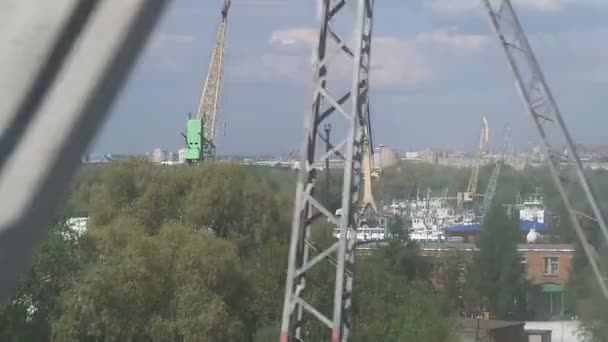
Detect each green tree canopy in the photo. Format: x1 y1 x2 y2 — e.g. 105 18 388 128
468 202 527 320
353 242 452 341
52 220 252 342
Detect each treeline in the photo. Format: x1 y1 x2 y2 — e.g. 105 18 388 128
0 160 453 341
3 159 608 340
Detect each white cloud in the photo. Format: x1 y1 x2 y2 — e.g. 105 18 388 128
372 36 432 87
423 0 479 14
233 27 490 87
415 27 489 52
269 28 317 48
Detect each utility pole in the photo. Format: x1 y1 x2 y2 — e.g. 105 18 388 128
279 0 374 341
325 123 332 204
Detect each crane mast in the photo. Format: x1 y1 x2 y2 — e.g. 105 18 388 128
360 103 377 216
459 115 488 205
360 142 377 213
184 0 230 163
481 126 510 223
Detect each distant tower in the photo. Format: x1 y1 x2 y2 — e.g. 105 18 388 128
151 148 167 163
178 148 187 164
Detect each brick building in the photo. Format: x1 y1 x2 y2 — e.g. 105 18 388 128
519 244 574 286
420 242 575 320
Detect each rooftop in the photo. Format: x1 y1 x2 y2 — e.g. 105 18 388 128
455 317 525 331
420 242 574 252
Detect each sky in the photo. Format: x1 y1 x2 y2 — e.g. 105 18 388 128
92 0 608 156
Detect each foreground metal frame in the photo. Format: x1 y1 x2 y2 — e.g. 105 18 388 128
0 0 169 300
279 0 374 341
483 0 608 298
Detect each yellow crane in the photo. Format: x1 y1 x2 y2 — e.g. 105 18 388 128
458 115 489 206
183 0 231 163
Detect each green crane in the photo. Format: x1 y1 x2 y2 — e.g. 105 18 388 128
184 0 230 163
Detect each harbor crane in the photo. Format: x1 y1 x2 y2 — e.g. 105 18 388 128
360 103 378 219
183 0 230 163
279 0 608 341
458 115 489 206
481 125 511 224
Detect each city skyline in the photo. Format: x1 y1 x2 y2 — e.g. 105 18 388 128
92 0 608 155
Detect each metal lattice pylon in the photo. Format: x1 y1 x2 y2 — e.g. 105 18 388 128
279 0 374 341
483 0 608 298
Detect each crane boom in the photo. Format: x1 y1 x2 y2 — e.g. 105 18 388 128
467 115 489 196
185 0 230 162
459 115 488 205
481 126 510 223
360 138 377 213
360 103 377 214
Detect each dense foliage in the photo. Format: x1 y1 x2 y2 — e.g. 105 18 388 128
3 159 608 340
0 160 454 341
468 203 527 320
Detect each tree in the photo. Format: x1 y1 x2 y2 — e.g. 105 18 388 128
386 214 407 242
52 219 252 341
352 242 453 341
468 202 527 320
572 241 608 341
0 221 88 341
440 255 465 313
2 160 515 340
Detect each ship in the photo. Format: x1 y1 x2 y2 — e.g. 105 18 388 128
517 188 550 233
444 210 481 234
406 190 452 242
445 188 551 234
332 208 387 243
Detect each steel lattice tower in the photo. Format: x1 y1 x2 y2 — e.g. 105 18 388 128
483 0 608 298
279 0 374 341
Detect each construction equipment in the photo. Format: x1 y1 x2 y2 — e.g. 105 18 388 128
184 0 230 163
481 126 511 223
361 103 378 216
458 115 489 205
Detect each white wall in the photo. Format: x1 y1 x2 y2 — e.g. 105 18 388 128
525 321 582 342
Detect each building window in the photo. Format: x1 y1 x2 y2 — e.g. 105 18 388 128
544 257 559 276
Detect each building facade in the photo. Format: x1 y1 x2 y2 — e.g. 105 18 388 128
421 242 574 320
519 244 574 287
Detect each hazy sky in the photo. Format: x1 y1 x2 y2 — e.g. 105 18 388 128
92 0 608 155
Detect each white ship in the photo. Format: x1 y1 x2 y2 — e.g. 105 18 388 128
406 190 454 242
332 208 386 242
518 188 549 232
332 226 386 242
